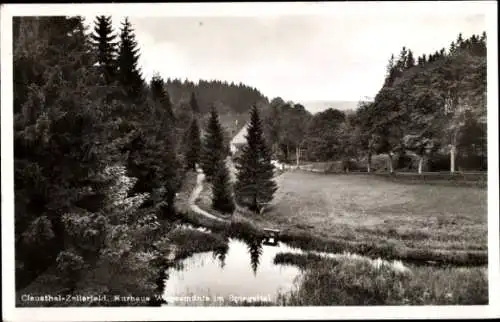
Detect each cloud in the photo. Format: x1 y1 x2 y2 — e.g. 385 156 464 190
84 12 486 101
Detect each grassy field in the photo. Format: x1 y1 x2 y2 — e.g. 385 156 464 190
249 171 487 264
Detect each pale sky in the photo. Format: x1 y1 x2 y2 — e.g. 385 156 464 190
84 13 485 102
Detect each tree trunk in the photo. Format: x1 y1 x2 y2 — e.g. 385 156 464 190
418 155 424 174
286 144 290 163
296 146 300 168
388 153 394 174
450 145 456 174
367 152 372 173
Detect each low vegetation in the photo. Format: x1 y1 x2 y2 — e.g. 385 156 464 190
165 227 229 260
275 254 487 305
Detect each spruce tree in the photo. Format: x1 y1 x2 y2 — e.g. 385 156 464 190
211 158 235 214
383 54 397 87
117 17 144 103
91 16 117 84
405 49 415 69
150 73 174 123
124 74 180 216
457 33 464 48
13 16 116 288
449 41 457 55
201 106 226 181
184 118 201 171
234 105 277 213
189 92 200 114
396 46 408 73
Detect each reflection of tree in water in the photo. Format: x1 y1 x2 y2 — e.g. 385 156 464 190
213 244 229 269
244 238 263 275
150 261 168 306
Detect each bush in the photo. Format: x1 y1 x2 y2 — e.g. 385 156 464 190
456 154 487 171
395 153 415 170
56 251 86 288
427 153 450 172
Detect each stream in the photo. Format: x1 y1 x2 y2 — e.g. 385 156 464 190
160 226 409 306
162 238 302 306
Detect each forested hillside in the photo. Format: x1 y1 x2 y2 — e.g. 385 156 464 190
260 32 487 172
356 32 487 172
164 78 269 146
12 15 272 303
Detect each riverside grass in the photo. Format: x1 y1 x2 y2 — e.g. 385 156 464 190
274 253 487 306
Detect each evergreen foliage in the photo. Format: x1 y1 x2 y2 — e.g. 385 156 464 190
90 16 118 85
184 118 202 171
234 105 277 213
211 158 235 214
117 17 144 103
200 107 227 181
13 16 181 302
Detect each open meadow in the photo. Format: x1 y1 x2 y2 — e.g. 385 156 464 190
249 170 487 264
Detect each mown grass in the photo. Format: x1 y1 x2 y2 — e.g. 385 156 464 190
274 253 488 306
247 171 487 265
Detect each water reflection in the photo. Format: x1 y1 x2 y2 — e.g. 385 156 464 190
244 238 264 275
162 238 302 305
212 244 229 269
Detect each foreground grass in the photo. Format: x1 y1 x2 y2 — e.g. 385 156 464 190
247 171 487 265
274 253 488 305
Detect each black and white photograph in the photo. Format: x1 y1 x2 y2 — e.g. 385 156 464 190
1 1 499 321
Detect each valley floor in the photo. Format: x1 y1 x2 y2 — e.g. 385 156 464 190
258 170 487 252
195 166 488 265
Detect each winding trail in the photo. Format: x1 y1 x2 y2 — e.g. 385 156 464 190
188 158 285 223
188 168 228 222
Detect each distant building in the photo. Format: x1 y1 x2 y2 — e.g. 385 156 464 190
230 122 249 155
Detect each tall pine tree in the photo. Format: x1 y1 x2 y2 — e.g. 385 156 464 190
91 16 117 85
13 16 117 289
234 105 277 213
184 118 201 171
211 158 235 214
201 106 226 181
406 49 415 69
189 91 200 114
117 17 144 103
124 74 180 216
150 73 175 123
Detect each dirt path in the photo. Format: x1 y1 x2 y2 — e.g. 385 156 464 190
188 169 228 222
187 157 285 223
